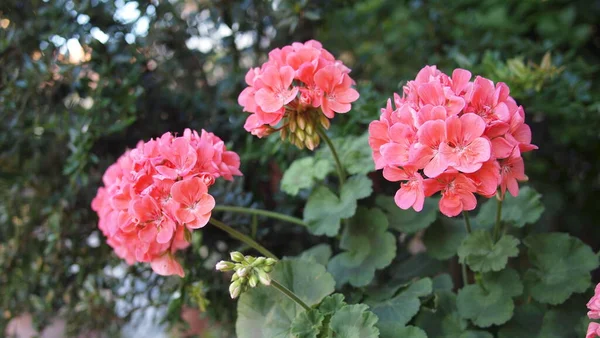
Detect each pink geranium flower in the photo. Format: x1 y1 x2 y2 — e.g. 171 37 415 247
588 283 600 319
368 65 536 217
588 322 600 338
440 113 491 173
254 65 298 113
237 40 359 149
91 129 242 277
315 65 360 118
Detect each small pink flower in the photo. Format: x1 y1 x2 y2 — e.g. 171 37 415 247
383 166 425 212
171 177 215 229
155 137 197 180
410 119 449 178
588 322 600 338
499 151 527 198
424 171 477 217
254 65 298 113
440 113 491 173
588 283 600 319
314 65 360 118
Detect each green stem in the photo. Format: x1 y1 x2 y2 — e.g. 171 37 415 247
317 127 346 185
461 262 469 287
213 205 308 227
462 211 472 234
461 211 473 286
493 197 503 242
270 279 311 311
209 218 278 260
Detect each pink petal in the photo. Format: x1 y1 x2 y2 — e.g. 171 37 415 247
491 137 514 159
383 166 409 181
171 177 208 206
151 254 185 277
424 152 448 178
335 87 360 103
418 82 445 106
418 120 446 147
459 113 486 142
255 88 284 113
395 186 417 210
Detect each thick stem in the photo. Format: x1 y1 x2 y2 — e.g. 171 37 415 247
493 197 503 242
209 218 278 260
270 279 311 311
213 205 308 227
461 262 469 287
317 127 346 185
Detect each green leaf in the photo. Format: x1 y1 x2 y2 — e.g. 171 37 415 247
523 232 598 305
415 291 468 338
368 278 433 334
281 157 333 196
328 207 397 287
290 308 324 338
375 195 438 234
316 132 374 175
236 258 335 338
318 294 346 316
329 303 380 338
457 230 520 272
303 175 373 236
456 268 523 327
423 218 466 260
298 244 332 266
390 253 445 283
499 299 588 338
476 186 544 228
392 326 428 338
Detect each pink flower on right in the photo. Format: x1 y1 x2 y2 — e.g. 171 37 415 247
368 66 537 216
587 283 600 337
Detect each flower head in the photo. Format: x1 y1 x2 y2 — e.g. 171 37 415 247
238 40 359 150
368 65 536 216
588 283 600 319
91 129 242 277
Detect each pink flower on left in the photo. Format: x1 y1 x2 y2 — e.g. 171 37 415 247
91 129 242 277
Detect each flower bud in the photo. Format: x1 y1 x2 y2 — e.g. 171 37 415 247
215 260 235 272
252 257 266 267
296 129 306 142
265 258 277 266
231 273 240 281
280 128 288 141
319 114 330 129
229 282 242 299
245 256 256 264
305 122 314 136
248 274 258 288
257 269 271 286
230 251 245 263
297 114 307 130
237 267 250 278
289 118 297 132
263 265 273 273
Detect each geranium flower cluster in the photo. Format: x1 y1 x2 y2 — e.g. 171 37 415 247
91 129 242 277
238 40 359 150
587 283 600 338
369 66 537 217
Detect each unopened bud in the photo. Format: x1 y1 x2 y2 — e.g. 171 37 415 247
230 252 245 263
232 273 240 281
297 114 307 130
229 282 242 299
263 265 273 273
289 118 297 132
215 260 235 272
319 114 330 129
252 257 266 267
265 258 277 266
305 122 314 136
296 129 306 142
257 269 271 286
248 274 258 288
237 267 250 278
305 137 316 151
280 128 288 141
245 256 255 264
294 137 304 149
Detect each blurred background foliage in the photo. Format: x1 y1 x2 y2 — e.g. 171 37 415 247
0 0 599 336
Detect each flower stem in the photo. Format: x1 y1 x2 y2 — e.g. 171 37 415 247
462 211 472 234
493 197 503 242
270 279 311 311
461 211 473 286
209 218 278 260
317 127 346 185
213 205 308 227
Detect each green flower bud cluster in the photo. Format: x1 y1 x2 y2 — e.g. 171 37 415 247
215 252 277 299
281 109 330 150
